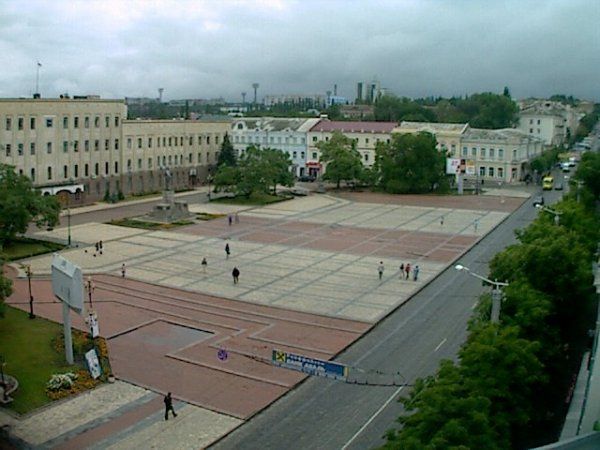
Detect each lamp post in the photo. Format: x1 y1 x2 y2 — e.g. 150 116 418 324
535 204 562 225
86 276 95 309
455 264 509 323
66 195 72 247
207 172 213 201
24 264 34 319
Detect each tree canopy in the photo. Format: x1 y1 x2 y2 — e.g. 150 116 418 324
317 131 364 188
575 151 600 199
374 132 449 194
0 164 60 246
217 132 237 167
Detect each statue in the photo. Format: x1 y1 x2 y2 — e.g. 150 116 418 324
163 167 172 191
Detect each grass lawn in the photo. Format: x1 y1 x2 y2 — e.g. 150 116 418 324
0 306 78 414
211 192 292 206
2 238 65 262
108 218 194 230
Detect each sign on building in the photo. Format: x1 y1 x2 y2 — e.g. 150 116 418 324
272 349 349 381
446 158 461 174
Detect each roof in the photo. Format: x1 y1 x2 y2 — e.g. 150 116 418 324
231 117 318 132
395 121 469 134
309 120 397 133
462 127 540 143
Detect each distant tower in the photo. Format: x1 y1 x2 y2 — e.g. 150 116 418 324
326 90 332 107
334 84 338 96
158 88 164 103
241 92 246 105
252 83 259 106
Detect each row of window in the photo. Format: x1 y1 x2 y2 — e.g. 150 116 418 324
310 135 390 145
4 115 119 131
234 135 306 145
460 147 510 160
4 139 120 156
478 166 505 178
126 134 219 150
528 119 542 125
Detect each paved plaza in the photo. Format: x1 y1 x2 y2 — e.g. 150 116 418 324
3 190 528 448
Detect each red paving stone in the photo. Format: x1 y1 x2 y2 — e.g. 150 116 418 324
7 274 370 419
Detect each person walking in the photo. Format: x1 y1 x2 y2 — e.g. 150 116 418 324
440 216 444 226
99 240 103 255
232 267 240 284
225 243 230 259
201 257 207 273
405 263 411 280
413 265 420 281
164 392 177 420
378 261 384 280
121 263 126 278
228 215 233 226
399 263 404 278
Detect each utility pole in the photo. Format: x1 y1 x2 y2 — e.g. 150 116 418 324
252 83 259 109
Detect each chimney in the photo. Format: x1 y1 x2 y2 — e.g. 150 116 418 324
334 84 338 96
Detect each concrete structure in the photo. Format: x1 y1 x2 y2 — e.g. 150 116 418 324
517 100 583 147
356 79 386 104
339 104 375 120
230 117 320 177
0 97 230 204
307 120 396 177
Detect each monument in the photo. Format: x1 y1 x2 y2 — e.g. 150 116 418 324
148 167 192 223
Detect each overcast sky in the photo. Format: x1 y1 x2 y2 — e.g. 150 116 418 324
1 0 599 102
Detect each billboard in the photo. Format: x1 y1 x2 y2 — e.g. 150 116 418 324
51 254 84 315
272 349 349 381
446 158 461 174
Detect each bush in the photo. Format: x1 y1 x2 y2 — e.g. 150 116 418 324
46 372 78 391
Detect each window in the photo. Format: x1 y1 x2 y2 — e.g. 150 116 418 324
74 164 78 178
127 159 132 171
312 136 318 142
529 128 533 133
365 138 369 144
197 135 202 146
63 165 68 178
189 136 193 145
215 136 219 145
301 138 306 144
498 167 504 178
462 146 468 156
168 155 172 165
197 152 201 162
114 139 119 150
30 168 35 181
162 156 166 166
105 162 109 175
95 163 99 176
138 138 142 149
5 144 11 156
451 144 456 155
498 149 504 159
207 136 210 145
312 152 317 159
537 129 540 134
180 137 183 146
47 167 52 180
471 147 477 157
148 137 152 148
114 116 119 127
188 153 192 163
105 116 110 127
126 138 132 149
30 117 36 129
5 117 11 130
529 119 533 124
63 116 69 128
168 137 172 146
364 153 369 161
94 116 100 128
74 116 79 128
94 140 99 151
84 164 89 177
537 119 541 125
63 141 68 153
84 117 89 128
46 142 52 153
512 149 517 160
489 148 495 159
17 143 23 156
488 167 494 177
73 141 79 152
293 151 297 158
480 148 486 158
479 166 485 177
138 158 142 169
46 117 53 127
30 143 35 155
18 117 23 130
148 157 152 169
105 139 109 151
301 151 305 158
162 137 166 146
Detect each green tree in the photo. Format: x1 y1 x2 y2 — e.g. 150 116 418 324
0 164 60 246
0 261 12 317
260 147 294 194
458 93 519 129
317 131 363 189
374 95 436 122
217 132 237 167
529 147 560 174
374 132 449 194
575 151 600 199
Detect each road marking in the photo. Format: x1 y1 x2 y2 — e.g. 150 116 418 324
341 385 405 450
435 338 447 352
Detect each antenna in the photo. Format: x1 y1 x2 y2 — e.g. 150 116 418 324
252 83 259 105
35 61 42 97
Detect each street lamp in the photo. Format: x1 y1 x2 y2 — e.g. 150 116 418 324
23 264 34 319
207 171 213 201
86 276 95 309
535 204 562 225
455 264 509 323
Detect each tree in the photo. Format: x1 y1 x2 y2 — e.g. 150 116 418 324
575 151 600 199
457 93 519 129
217 132 237 167
317 131 363 189
0 164 60 246
374 132 449 194
0 261 12 317
260 147 294 194
503 86 511 98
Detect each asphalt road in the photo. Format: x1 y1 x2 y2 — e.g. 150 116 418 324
212 187 563 450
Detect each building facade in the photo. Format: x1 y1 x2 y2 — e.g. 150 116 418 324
230 117 320 177
0 97 229 204
517 100 582 147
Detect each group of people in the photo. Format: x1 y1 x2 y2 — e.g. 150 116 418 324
199 242 240 284
378 261 420 281
84 240 104 257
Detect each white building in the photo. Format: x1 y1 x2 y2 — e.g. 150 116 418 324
230 117 319 177
517 100 582 147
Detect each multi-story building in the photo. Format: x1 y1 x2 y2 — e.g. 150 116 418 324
394 122 468 157
230 117 320 177
263 94 326 109
0 96 230 204
517 100 582 147
306 120 396 177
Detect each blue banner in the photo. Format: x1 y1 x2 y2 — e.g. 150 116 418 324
272 349 349 381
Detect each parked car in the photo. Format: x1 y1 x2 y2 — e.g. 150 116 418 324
298 175 316 182
533 195 545 207
554 182 563 191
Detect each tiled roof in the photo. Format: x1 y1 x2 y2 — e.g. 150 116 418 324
309 120 397 133
463 128 540 143
396 121 469 134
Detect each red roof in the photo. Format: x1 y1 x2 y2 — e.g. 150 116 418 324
309 120 397 133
